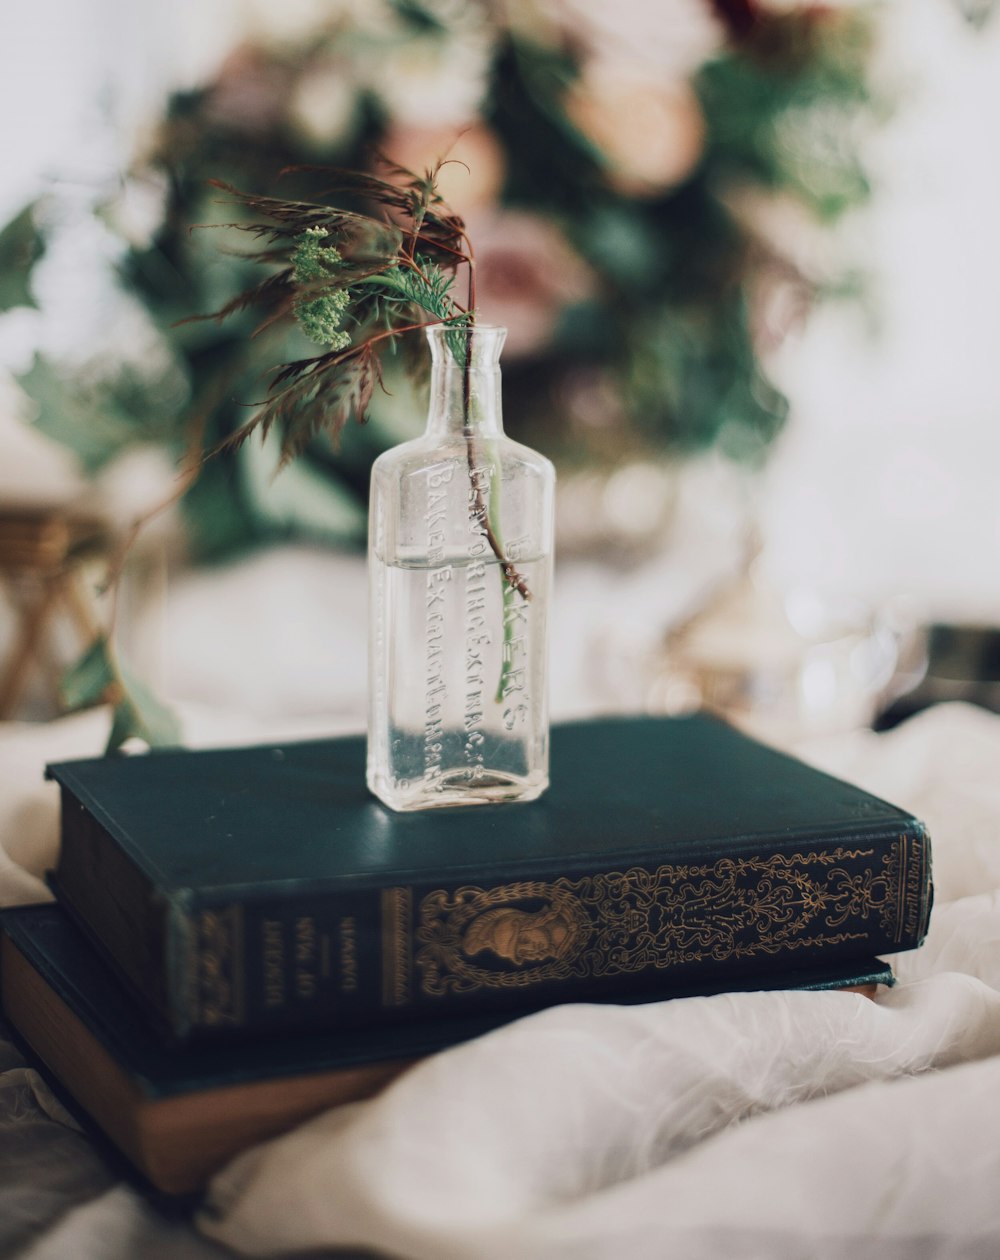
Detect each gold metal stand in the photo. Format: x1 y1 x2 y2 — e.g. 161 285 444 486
0 511 107 719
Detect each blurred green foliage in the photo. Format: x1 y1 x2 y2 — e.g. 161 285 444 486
7 2 883 562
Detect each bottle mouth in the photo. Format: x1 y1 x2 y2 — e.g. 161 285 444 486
426 322 507 365
425 322 505 335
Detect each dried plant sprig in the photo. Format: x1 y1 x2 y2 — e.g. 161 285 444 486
192 158 529 596
188 160 471 456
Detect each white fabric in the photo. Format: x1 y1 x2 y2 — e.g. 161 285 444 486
197 702 1000 1259
200 977 1000 1259
5 702 1000 1258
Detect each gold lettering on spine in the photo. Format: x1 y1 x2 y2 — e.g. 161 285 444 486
233 904 244 1021
340 916 359 993
894 834 908 944
262 919 286 1009
381 887 413 1007
197 903 245 1027
901 831 930 942
295 916 318 999
879 831 930 945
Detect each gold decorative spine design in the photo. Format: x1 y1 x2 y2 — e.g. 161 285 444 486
415 838 927 998
382 886 413 1007
196 903 245 1027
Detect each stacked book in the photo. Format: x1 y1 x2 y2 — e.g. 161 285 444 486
0 714 933 1194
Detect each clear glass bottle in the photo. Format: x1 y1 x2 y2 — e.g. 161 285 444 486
367 324 555 811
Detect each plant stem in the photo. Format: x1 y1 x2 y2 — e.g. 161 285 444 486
460 324 531 602
457 231 528 601
458 330 525 704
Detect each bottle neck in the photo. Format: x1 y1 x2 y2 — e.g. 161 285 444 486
424 324 505 439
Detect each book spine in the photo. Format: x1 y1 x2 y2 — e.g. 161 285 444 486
171 822 932 1038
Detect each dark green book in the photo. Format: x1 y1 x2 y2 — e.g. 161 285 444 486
46 714 932 1042
0 903 893 1194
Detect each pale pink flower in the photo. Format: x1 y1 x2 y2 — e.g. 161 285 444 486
287 58 359 150
378 123 506 218
466 211 595 358
565 64 706 197
204 46 295 133
532 0 724 82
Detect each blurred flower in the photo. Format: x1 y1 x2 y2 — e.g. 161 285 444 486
726 187 835 281
754 0 859 10
468 211 595 358
541 0 723 80
5 0 881 572
240 0 368 46
566 63 706 198
287 58 358 150
99 173 169 250
723 186 835 349
361 19 495 130
379 122 506 217
204 47 296 133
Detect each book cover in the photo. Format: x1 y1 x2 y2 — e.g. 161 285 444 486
0 904 893 1194
46 713 932 1041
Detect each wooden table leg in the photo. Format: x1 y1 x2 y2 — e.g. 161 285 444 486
0 576 63 719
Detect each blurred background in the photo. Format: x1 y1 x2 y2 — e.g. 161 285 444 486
1 0 998 748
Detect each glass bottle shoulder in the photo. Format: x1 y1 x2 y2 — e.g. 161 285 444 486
371 434 554 488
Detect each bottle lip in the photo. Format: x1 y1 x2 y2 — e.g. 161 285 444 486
424 322 506 337
425 322 507 362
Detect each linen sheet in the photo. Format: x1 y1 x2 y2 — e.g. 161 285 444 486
2 701 1000 1259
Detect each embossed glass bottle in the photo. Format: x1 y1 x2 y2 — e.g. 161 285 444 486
367 324 555 811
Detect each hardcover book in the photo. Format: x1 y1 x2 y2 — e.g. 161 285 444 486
1 903 894 1195
46 714 932 1042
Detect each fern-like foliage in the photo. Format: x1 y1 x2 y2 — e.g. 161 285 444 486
213 341 384 468
193 159 473 463
366 256 465 324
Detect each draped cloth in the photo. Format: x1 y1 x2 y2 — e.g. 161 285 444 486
202 972 1000 1259
3 702 1000 1258
200 703 1000 1259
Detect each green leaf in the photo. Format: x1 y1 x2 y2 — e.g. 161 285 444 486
240 430 367 544
17 355 177 474
114 660 183 751
60 636 117 710
60 635 183 754
363 259 458 324
106 703 139 755
0 203 44 312
575 206 665 291
391 0 449 35
695 13 878 221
